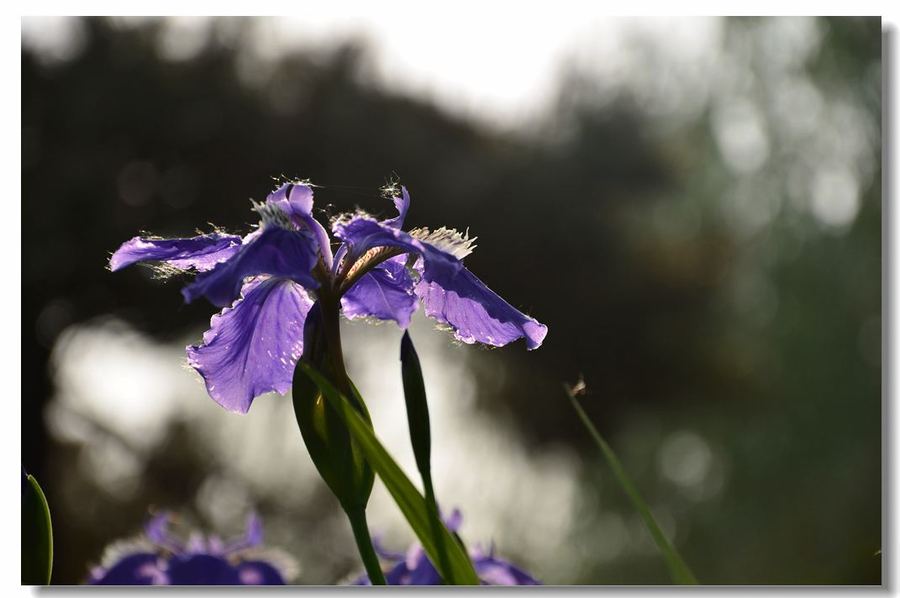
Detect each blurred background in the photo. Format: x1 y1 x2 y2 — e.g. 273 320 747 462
21 15 881 585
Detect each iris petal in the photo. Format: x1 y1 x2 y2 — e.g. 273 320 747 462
403 556 441 585
341 258 417 327
237 561 286 585
335 214 546 349
265 182 333 269
333 216 461 278
167 555 242 585
383 186 410 229
182 226 319 307
444 508 463 532
90 554 167 585
224 513 263 553
145 512 185 553
110 233 242 272
187 278 313 414
475 559 540 585
266 182 314 223
416 267 547 350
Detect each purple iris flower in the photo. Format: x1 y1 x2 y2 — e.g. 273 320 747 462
353 509 540 586
88 512 294 585
111 181 547 414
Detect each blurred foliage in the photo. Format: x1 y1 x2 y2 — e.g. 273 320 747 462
22 16 880 584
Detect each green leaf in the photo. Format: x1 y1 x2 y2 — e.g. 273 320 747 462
399 331 452 584
300 362 480 585
400 332 432 482
292 302 385 583
292 365 374 513
291 303 374 513
565 384 698 585
22 472 53 585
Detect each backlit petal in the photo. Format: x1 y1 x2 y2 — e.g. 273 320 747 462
416 266 547 350
182 227 319 307
187 278 313 414
383 186 410 229
335 211 545 349
110 233 242 272
341 258 417 327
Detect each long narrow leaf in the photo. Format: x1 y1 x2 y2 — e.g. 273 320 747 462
565 384 698 585
22 471 53 585
300 363 480 585
399 331 452 583
400 332 433 483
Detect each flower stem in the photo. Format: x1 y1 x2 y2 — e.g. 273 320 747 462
319 294 353 394
317 294 384 583
347 508 387 585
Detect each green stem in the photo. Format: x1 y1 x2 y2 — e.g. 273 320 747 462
347 508 387 585
318 294 385 584
319 295 351 389
566 387 698 585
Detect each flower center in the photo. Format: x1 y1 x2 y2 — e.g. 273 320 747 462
336 245 409 295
